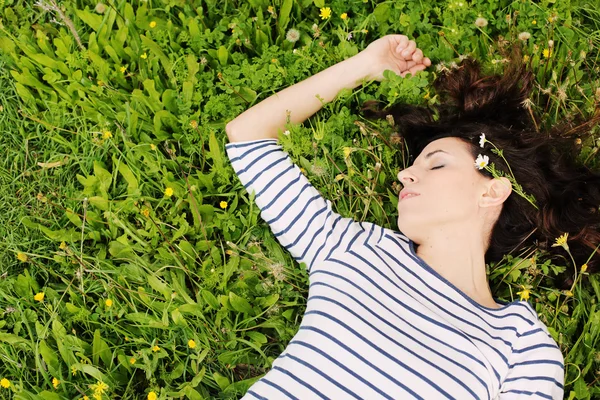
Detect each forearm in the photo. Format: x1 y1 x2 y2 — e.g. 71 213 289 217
225 52 375 142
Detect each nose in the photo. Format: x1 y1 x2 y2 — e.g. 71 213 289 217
397 167 417 184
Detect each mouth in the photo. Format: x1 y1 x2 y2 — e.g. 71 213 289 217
400 193 420 201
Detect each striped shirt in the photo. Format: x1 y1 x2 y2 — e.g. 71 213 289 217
225 138 565 400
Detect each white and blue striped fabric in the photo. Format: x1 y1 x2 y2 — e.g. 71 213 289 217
225 138 564 400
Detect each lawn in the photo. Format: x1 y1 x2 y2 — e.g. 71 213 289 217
0 0 599 399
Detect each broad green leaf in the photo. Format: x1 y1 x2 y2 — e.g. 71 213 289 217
229 292 254 315
39 340 60 376
201 289 220 310
278 0 293 31
92 330 112 367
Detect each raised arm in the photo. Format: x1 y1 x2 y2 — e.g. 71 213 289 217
225 34 432 143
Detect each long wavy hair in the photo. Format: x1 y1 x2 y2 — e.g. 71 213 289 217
360 46 600 290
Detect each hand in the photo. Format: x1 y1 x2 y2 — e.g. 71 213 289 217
360 34 432 82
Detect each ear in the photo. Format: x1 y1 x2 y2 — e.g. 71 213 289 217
480 177 512 207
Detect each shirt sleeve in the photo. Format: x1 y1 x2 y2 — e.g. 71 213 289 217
225 138 370 274
498 326 565 400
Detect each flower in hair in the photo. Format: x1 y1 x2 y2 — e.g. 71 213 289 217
479 133 486 148
474 154 489 169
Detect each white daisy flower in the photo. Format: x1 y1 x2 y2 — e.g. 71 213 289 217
475 17 488 28
474 154 489 170
479 133 486 148
286 28 300 43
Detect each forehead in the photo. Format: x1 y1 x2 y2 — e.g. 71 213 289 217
415 137 469 162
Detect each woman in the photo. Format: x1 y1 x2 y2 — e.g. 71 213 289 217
224 34 599 399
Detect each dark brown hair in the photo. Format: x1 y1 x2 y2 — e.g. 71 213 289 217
360 46 600 290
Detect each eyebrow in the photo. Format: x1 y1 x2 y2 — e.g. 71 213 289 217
414 149 451 165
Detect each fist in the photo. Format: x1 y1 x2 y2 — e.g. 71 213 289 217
361 34 432 81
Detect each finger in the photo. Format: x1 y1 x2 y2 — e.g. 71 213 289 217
400 63 426 77
412 48 424 63
422 57 432 66
395 36 409 53
401 40 416 57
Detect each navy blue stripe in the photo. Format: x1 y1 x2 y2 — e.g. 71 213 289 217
234 147 284 176
297 208 334 270
264 180 311 221
503 375 563 389
308 292 488 398
228 140 279 164
501 389 553 400
307 213 342 273
509 359 564 369
513 343 559 354
255 162 296 199
243 153 289 188
271 365 330 399
245 389 268 400
278 353 362 399
288 341 395 399
262 170 304 213
261 378 298 399
225 138 277 149
273 194 324 238
297 329 426 400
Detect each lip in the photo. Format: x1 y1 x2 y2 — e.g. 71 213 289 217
400 189 420 200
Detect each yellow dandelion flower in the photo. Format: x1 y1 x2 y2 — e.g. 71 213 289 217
267 6 274 14
188 339 196 349
581 264 588 273
152 345 160 352
129 357 136 364
141 208 150 217
90 380 108 395
59 241 67 250
150 144 156 150
164 187 174 197
120 66 127 73
220 201 228 209
190 120 198 128
341 12 348 20
34 292 45 302
319 7 332 20
551 233 568 250
542 48 551 58
516 286 530 301
17 252 28 262
148 391 158 400
0 378 10 388
52 377 60 389
523 55 530 63
102 130 112 139
149 21 157 28
141 53 148 59
532 20 537 24
105 299 113 308
71 365 77 376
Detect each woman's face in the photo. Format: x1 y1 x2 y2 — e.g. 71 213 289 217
396 137 494 241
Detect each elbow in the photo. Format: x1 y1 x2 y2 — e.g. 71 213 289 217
225 121 238 142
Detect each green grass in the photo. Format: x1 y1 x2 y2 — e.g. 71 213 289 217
0 0 599 399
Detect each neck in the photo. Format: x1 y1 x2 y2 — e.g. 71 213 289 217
413 230 499 309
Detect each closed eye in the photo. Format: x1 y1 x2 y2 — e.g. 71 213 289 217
431 165 444 170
